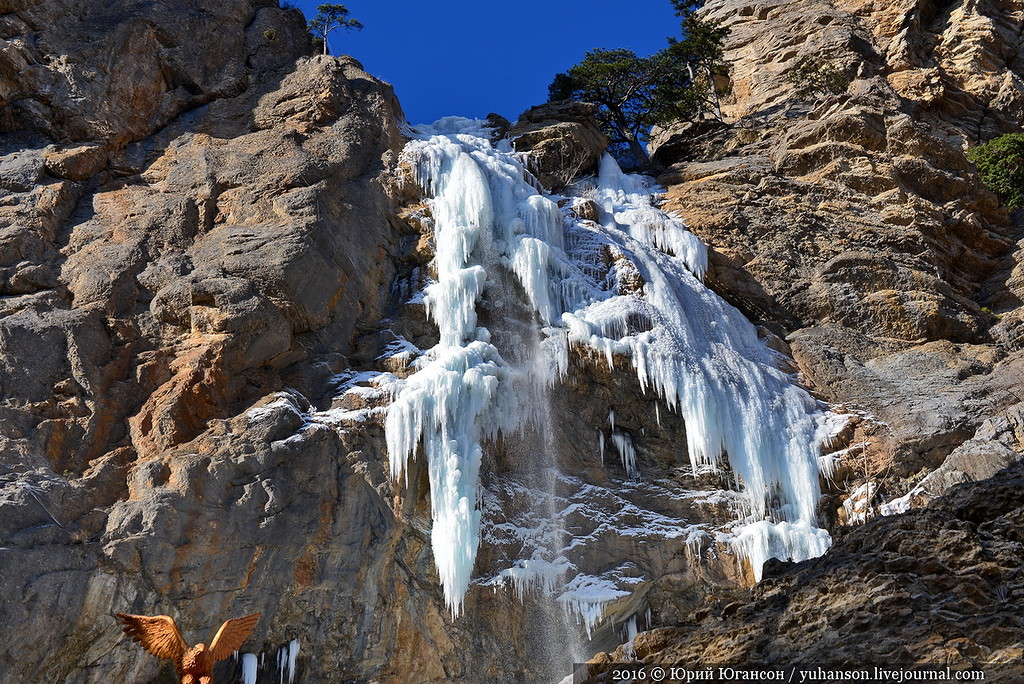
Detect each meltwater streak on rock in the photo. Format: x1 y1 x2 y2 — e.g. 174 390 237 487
387 118 837 622
488 285 591 680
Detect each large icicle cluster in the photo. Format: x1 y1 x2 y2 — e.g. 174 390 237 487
236 639 299 684
386 117 836 618
568 156 836 580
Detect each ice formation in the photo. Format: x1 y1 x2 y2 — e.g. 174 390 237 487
386 116 836 617
557 573 631 639
611 431 638 479
232 640 299 684
241 653 258 684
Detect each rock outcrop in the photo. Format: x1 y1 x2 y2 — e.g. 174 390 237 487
0 1 430 681
0 0 312 145
510 101 608 190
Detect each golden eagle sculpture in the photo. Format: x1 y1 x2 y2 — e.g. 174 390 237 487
116 612 260 684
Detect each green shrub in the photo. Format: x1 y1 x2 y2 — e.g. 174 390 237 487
968 133 1024 209
787 56 850 99
263 28 279 41
981 306 1002 320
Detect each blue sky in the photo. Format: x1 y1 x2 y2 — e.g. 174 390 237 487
291 1 681 124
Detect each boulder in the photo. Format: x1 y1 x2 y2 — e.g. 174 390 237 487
0 146 43 192
510 101 608 190
43 144 108 180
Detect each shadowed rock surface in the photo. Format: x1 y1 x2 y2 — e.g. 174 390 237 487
583 461 1024 677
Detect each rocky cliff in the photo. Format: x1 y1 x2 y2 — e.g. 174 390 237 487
1 3 706 682
0 0 1022 682
594 0 1024 670
652 0 1024 516
585 459 1024 677
0 1 425 681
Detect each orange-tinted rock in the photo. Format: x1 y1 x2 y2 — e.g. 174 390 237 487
43 144 108 180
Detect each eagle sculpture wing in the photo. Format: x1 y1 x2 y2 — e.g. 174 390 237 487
208 613 260 662
115 613 188 662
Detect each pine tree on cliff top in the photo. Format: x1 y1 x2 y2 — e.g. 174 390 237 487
667 0 730 121
548 0 729 170
548 49 690 170
308 3 363 56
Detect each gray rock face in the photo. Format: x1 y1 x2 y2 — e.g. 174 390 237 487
0 145 43 191
0 0 427 681
0 47 407 473
0 0 312 146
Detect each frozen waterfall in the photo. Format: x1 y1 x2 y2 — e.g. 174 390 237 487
385 116 836 619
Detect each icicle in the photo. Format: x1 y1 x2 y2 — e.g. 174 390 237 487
390 120 566 616
498 555 572 601
287 639 299 684
384 342 502 616
611 431 639 479
556 154 836 572
388 129 512 617
557 574 629 638
241 654 258 684
622 615 639 659
732 521 832 581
